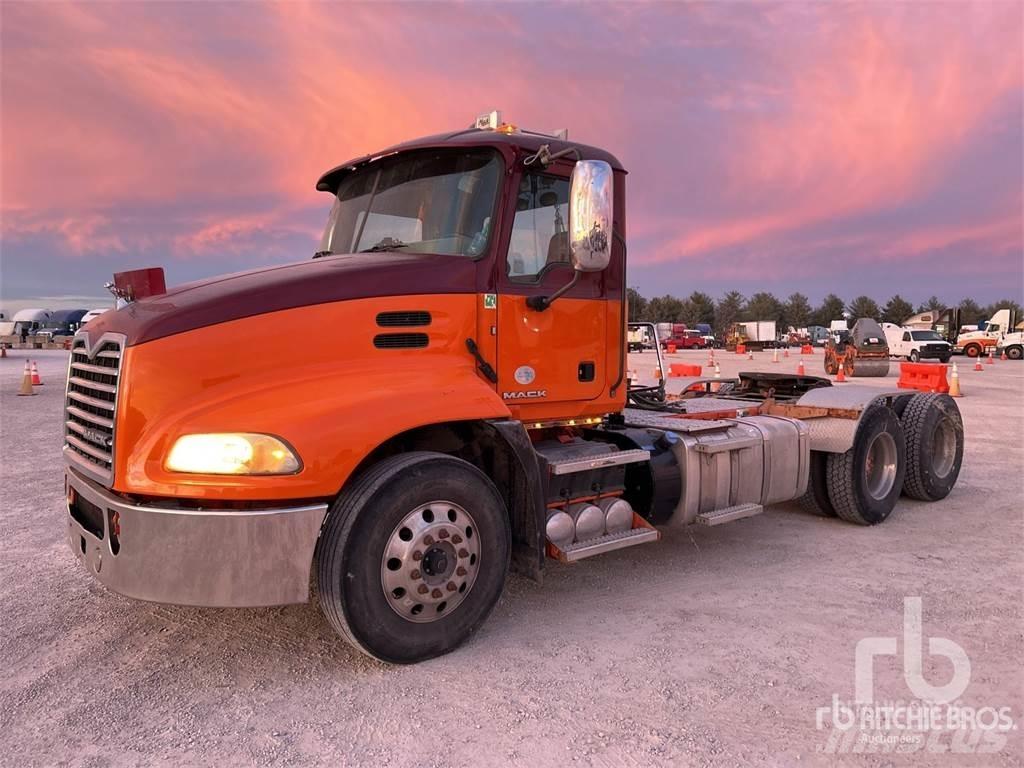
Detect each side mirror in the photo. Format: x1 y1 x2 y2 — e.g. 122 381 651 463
569 160 613 272
526 159 614 312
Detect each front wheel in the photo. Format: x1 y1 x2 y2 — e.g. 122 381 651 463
909 349 920 362
963 344 982 358
316 452 510 663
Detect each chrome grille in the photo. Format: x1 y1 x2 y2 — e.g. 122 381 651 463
64 333 124 485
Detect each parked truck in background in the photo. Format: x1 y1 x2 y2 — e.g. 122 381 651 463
951 308 1018 358
627 325 653 352
63 113 966 663
728 320 776 351
995 331 1023 360
881 323 952 363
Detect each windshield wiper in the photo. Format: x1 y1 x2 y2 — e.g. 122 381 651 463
360 238 409 253
312 250 334 259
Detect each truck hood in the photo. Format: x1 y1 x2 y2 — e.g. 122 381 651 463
84 252 478 346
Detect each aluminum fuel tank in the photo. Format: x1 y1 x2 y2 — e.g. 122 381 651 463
665 415 809 526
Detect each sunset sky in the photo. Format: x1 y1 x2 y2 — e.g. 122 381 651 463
2 1 1022 311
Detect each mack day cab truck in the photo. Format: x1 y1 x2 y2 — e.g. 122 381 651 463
64 113 966 664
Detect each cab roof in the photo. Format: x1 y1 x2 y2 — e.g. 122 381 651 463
316 127 625 194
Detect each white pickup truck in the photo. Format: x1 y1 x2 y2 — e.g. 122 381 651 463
882 323 952 363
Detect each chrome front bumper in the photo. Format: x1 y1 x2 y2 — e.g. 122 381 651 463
65 467 328 607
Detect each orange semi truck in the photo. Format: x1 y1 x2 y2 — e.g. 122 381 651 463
65 113 966 663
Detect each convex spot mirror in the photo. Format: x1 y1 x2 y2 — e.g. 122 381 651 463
569 160 613 272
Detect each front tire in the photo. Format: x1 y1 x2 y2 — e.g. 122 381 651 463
826 405 906 525
316 452 510 663
963 344 982 358
909 349 920 362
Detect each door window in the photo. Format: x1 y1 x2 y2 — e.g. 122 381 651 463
507 172 571 279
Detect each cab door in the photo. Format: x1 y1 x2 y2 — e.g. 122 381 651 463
494 167 608 421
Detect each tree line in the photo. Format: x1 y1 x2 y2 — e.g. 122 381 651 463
626 289 1024 337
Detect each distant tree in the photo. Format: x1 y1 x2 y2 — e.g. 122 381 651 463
881 295 915 325
812 294 846 328
916 295 945 314
626 287 647 322
982 298 1023 323
714 291 745 336
744 291 784 323
783 292 812 330
683 291 716 326
643 295 685 323
957 297 984 327
847 295 881 321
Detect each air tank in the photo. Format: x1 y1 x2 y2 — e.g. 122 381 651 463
545 509 575 549
597 497 634 535
568 502 605 543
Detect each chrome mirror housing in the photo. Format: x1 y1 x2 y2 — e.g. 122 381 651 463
569 160 613 272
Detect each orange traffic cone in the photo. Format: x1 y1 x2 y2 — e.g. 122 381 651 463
835 361 847 383
797 359 805 376
30 360 43 385
772 348 779 363
986 350 994 365
973 357 983 372
714 363 721 379
654 367 662 380
17 360 36 396
1 345 6 359
949 363 962 397
784 347 790 358
1001 350 1008 361
747 350 754 360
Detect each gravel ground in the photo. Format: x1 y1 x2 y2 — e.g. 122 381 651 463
1 348 1021 767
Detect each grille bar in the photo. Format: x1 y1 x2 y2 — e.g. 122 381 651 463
65 333 124 486
71 361 117 376
68 390 116 411
66 433 113 463
66 405 114 429
68 376 116 394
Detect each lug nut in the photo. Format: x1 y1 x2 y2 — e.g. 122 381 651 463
452 535 463 544
458 548 469 558
456 566 467 577
418 585 429 595
446 581 456 592
438 530 449 539
410 569 421 579
412 551 422 561
424 535 434 546
431 588 443 599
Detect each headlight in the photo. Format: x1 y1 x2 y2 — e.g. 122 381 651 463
165 433 301 475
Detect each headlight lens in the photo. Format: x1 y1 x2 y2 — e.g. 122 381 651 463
165 433 301 475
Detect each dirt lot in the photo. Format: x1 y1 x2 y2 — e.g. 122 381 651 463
1 348 1021 766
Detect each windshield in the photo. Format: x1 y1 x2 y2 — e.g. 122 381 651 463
911 330 943 341
318 149 502 257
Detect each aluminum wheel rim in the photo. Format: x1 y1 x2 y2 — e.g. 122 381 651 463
381 501 481 623
932 419 956 478
864 431 898 500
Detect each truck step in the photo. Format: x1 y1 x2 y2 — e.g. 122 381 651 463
548 448 650 476
552 524 661 562
696 503 764 526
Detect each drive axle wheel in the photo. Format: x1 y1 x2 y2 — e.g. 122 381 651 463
899 393 964 502
316 452 509 663
826 404 906 525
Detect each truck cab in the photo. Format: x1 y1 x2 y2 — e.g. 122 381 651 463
63 114 966 663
